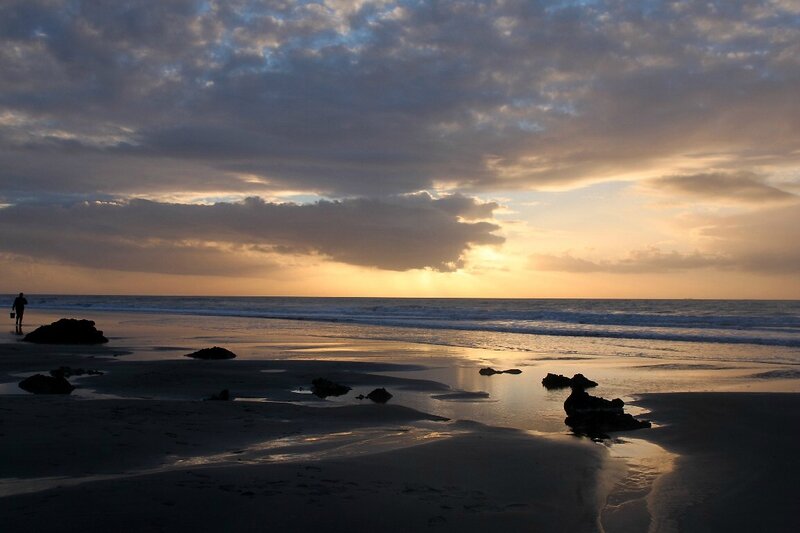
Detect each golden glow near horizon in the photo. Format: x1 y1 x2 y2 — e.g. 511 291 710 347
1 1 799 299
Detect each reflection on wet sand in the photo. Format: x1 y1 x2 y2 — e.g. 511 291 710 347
600 437 677 533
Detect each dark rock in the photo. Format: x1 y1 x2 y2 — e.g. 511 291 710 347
542 373 598 390
206 389 232 401
571 373 598 390
19 374 75 394
542 373 572 389
564 388 624 416
50 366 104 379
479 367 522 376
564 388 650 437
23 319 108 344
355 394 366 400
565 411 651 438
365 388 393 403
311 378 351 398
185 346 237 360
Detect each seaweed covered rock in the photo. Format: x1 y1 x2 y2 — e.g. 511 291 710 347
564 389 624 416
479 367 522 376
564 388 650 437
23 319 108 344
542 373 598 390
542 373 572 389
365 388 393 403
571 373 598 390
185 346 237 360
311 378 351 398
19 374 75 394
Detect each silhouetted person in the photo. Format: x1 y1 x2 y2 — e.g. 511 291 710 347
12 292 27 328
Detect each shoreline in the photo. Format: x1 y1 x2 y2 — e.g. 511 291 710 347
1 310 799 531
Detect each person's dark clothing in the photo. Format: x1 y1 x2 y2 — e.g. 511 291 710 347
12 295 27 326
13 296 27 312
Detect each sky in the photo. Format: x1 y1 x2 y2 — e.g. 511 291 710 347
1 0 799 298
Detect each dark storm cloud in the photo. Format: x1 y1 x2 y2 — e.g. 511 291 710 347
0 194 503 274
649 172 796 203
1 0 799 199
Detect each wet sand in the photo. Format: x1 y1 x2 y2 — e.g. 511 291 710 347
637 393 800 533
0 394 606 531
0 317 608 532
1 311 799 531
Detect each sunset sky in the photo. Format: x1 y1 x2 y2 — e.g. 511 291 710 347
1 0 799 298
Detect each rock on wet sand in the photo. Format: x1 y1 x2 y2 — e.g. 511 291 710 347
479 367 522 376
311 378 351 398
18 374 75 394
23 318 108 345
185 347 237 360
542 373 598 390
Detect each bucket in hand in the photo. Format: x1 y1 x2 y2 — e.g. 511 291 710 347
10 312 15 319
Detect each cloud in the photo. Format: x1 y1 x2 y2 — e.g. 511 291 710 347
1 0 799 201
532 248 733 274
1 0 798 294
533 201 800 275
699 202 800 274
648 172 796 203
0 194 503 274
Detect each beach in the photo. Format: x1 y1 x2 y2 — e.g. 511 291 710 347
1 304 799 532
3 1 799 530
638 393 800 532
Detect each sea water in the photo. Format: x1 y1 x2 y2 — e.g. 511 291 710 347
18 295 800 348
11 296 800 403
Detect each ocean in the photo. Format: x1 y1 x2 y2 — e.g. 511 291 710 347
6 295 800 432
11 295 800 366
19 295 800 345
